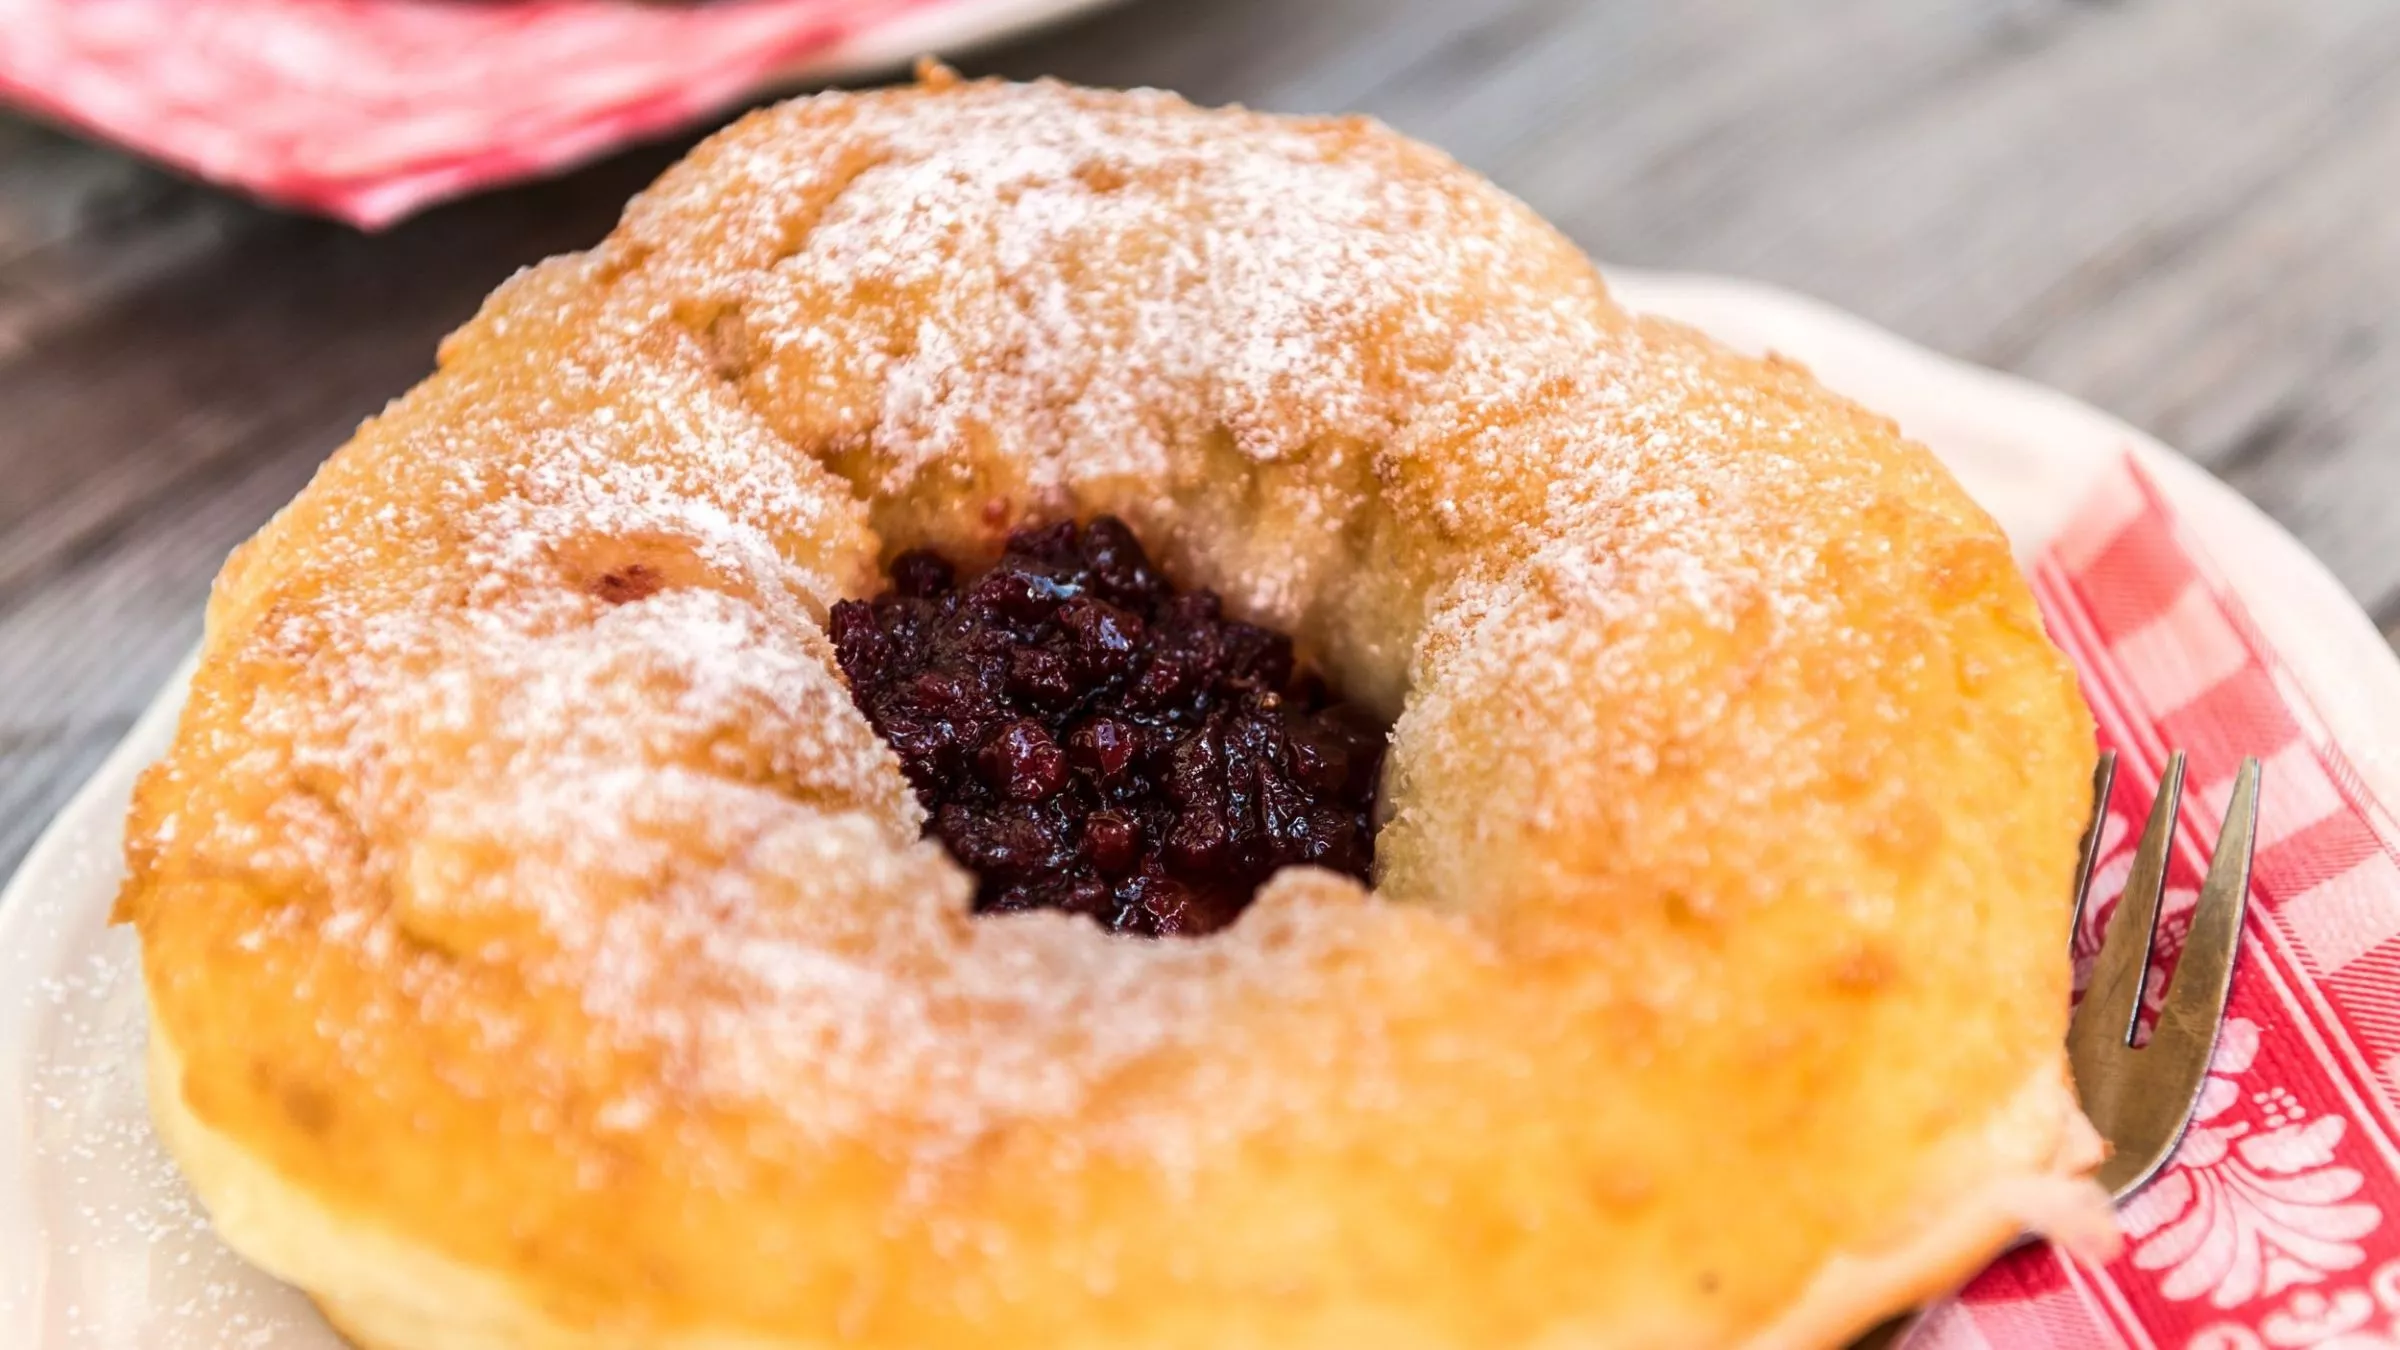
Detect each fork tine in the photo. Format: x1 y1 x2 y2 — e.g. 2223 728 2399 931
2151 758 2261 1058
2067 752 2120 944
2080 751 2186 1051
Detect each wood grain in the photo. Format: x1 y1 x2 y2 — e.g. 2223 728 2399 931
1 0 2394 874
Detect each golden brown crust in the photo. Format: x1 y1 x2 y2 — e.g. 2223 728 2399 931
121 74 2103 1348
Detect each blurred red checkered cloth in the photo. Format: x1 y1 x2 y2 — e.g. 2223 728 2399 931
1921 458 2400 1348
0 0 962 226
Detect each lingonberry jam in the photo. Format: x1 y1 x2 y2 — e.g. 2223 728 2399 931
830 517 1385 937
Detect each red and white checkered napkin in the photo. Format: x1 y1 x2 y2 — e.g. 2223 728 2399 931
1923 459 2400 1350
0 0 962 227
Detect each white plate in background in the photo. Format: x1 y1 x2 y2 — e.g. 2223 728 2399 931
780 0 1125 83
4 269 2396 1347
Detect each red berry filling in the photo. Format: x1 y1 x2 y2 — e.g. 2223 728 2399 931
829 518 1385 937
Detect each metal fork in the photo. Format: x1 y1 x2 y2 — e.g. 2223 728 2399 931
2067 750 2261 1197
1851 749 2263 1349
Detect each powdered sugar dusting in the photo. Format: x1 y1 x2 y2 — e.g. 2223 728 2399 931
23 937 319 1348
139 73 1901 1185
108 75 2068 1340
619 78 1623 639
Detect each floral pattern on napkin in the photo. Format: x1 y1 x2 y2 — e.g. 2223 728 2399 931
1923 459 2400 1350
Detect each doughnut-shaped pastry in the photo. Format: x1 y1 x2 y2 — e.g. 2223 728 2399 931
119 68 2109 1350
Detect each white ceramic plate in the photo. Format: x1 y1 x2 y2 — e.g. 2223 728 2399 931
778 0 1125 84
5 270 2397 1348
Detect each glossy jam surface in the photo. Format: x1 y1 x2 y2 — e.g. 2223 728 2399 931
830 518 1385 937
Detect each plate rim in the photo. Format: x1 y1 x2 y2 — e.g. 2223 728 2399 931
774 0 1128 84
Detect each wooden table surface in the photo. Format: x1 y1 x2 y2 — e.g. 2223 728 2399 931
2 0 2395 876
